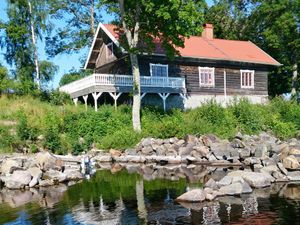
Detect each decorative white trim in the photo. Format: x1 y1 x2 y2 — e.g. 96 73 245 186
240 70 255 89
149 63 169 77
106 42 114 59
84 24 101 69
199 67 215 87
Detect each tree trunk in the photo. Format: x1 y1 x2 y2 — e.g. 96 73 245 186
136 179 147 223
291 63 298 98
28 1 40 89
130 53 141 132
90 0 95 35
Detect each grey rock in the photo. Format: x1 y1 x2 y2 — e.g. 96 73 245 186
140 138 152 147
124 148 137 155
219 182 243 195
1 159 22 175
43 170 67 183
241 181 253 193
64 169 84 181
277 162 288 176
141 146 154 155
227 171 271 188
178 146 193 156
287 171 300 181
36 151 63 172
283 155 300 169
176 189 206 202
217 175 232 187
204 178 218 190
39 179 54 187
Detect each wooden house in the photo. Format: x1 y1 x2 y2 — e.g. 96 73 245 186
59 23 280 111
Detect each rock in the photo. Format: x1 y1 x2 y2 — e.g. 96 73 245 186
282 155 300 170
184 135 198 144
124 148 137 155
287 171 300 181
176 189 206 202
260 165 279 175
140 138 152 147
227 171 271 188
289 148 300 155
5 170 32 189
217 176 232 187
1 159 22 175
43 170 67 183
208 154 218 162
27 167 43 179
204 178 218 190
241 181 253 193
109 149 122 157
36 151 64 172
155 146 166 156
141 146 154 155
64 169 84 181
219 182 243 196
193 146 209 157
39 179 54 187
177 139 185 146
254 144 268 158
277 162 288 175
29 177 38 187
93 155 112 162
210 142 232 160
178 146 193 156
231 139 245 148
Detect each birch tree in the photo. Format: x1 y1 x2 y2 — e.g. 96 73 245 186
103 0 206 131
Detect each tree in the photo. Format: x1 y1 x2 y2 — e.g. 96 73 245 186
0 64 11 95
245 0 300 97
204 0 253 40
46 0 102 57
103 0 206 131
59 69 92 86
0 0 57 92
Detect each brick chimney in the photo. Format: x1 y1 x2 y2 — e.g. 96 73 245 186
202 24 214 39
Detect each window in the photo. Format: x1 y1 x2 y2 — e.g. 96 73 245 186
199 67 215 87
150 64 168 77
106 42 113 58
240 70 254 89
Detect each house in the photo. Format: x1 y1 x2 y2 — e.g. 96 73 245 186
59 23 281 111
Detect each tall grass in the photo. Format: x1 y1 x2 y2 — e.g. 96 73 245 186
0 95 299 154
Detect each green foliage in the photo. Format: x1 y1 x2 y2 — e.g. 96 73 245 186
43 112 61 153
49 90 72 106
16 110 38 141
2 96 300 154
59 69 92 86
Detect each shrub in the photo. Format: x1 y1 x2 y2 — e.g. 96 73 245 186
43 113 61 153
0 126 16 153
16 110 38 141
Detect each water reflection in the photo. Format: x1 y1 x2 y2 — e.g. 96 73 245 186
0 164 300 224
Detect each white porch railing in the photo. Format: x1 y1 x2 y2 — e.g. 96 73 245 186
59 74 186 94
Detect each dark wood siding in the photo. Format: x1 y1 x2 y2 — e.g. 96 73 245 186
95 54 269 96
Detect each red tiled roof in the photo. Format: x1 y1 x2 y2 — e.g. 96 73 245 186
102 24 280 66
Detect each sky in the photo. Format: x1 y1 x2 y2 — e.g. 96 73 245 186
0 0 213 89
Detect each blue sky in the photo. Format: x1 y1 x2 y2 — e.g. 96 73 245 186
0 0 213 88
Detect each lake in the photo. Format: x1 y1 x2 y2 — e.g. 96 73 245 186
0 164 300 225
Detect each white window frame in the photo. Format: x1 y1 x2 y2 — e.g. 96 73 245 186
198 67 215 87
240 70 255 89
149 63 169 77
106 42 114 59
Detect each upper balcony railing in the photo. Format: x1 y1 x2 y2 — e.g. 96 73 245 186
59 74 186 95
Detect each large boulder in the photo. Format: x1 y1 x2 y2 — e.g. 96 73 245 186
5 170 32 189
43 170 67 183
287 171 300 181
227 171 271 188
35 152 64 172
64 169 84 181
218 182 244 196
0 159 22 175
282 155 300 170
27 167 43 187
176 189 206 202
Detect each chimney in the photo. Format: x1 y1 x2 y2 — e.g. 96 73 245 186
202 24 214 39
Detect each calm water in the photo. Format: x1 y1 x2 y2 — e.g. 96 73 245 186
1 164 300 225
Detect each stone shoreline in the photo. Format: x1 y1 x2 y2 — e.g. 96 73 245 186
1 132 300 192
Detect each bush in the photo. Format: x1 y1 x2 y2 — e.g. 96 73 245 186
16 110 38 141
43 113 61 153
0 126 16 153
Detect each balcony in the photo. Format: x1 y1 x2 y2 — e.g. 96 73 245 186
59 73 186 98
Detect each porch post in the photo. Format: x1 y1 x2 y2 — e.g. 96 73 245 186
109 92 123 109
73 98 78 106
92 92 102 112
83 95 89 111
158 93 170 112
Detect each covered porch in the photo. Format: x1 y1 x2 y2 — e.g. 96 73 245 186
59 73 186 111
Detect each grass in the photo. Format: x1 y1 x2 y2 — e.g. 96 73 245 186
0 94 300 154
